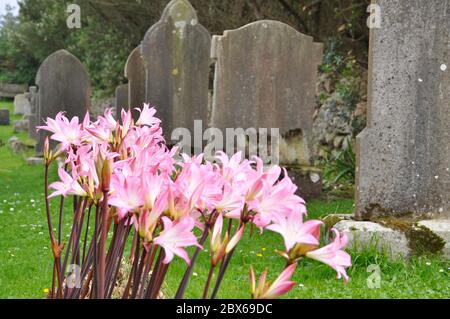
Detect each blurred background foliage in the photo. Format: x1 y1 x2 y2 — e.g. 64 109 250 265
0 0 370 188
0 0 370 96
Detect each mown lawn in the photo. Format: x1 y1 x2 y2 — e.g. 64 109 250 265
0 99 449 299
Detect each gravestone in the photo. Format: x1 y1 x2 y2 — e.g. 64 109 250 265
24 91 33 116
356 0 450 220
13 94 30 115
124 46 146 120
35 50 91 154
211 20 323 165
0 109 9 125
28 86 39 140
0 83 27 98
141 0 210 142
210 20 323 199
115 84 129 120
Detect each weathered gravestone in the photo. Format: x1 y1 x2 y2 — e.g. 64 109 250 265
35 50 91 154
13 94 31 115
141 0 210 143
210 20 323 199
24 91 33 116
0 109 9 125
115 84 129 120
331 0 450 259
356 0 450 220
123 46 146 120
0 83 27 98
27 86 39 140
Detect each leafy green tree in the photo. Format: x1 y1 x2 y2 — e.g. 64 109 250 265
0 0 369 96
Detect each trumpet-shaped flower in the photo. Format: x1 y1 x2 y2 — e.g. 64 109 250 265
37 112 84 150
306 228 352 282
120 109 134 138
142 172 166 210
153 216 200 264
48 168 87 198
266 208 322 252
250 263 297 299
136 103 161 127
216 184 245 217
138 194 167 244
109 175 144 218
250 172 305 229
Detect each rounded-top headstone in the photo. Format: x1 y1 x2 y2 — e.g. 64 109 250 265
35 49 91 154
141 0 211 141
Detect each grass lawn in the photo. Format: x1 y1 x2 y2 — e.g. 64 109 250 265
0 99 449 299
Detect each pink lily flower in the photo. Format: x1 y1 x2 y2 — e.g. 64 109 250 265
135 103 161 127
138 194 167 244
250 263 297 299
101 108 117 130
142 172 166 210
109 175 144 219
249 170 305 229
216 184 245 217
216 151 252 184
306 228 352 282
48 168 87 199
85 120 112 143
37 112 84 150
266 208 322 252
153 216 201 265
120 109 134 138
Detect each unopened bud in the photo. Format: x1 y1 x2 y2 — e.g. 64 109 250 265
43 137 51 162
101 158 112 191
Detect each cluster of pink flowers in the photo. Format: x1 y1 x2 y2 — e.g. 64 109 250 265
39 104 351 299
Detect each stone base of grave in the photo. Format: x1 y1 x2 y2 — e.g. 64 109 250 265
9 136 33 154
13 119 29 133
27 157 44 166
284 165 322 200
325 214 450 259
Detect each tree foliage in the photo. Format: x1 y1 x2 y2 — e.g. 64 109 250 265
0 0 370 96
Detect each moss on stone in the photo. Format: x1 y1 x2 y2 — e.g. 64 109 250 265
374 216 445 256
406 224 445 256
284 164 322 173
322 214 344 231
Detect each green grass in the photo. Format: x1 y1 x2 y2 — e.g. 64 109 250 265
0 99 449 299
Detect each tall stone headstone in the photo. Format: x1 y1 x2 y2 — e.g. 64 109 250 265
124 46 146 120
28 86 39 140
115 84 129 120
24 91 33 116
141 0 211 142
356 0 450 220
13 94 30 115
210 20 323 166
35 50 91 154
